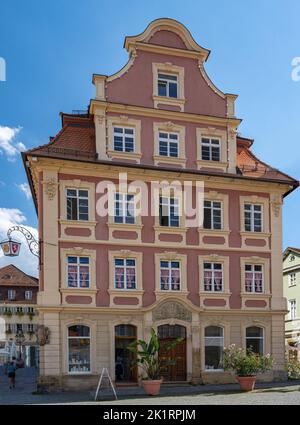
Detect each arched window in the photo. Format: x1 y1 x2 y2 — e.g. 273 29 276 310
246 326 263 355
205 326 224 371
68 325 90 374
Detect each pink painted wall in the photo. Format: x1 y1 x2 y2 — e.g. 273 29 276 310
66 295 92 304
149 30 187 49
54 173 272 310
106 49 226 117
58 174 271 254
59 241 272 310
107 112 227 169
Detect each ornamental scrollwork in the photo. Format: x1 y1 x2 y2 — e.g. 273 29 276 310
43 177 58 201
153 301 192 322
36 325 50 346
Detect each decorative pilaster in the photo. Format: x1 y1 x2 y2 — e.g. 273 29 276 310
94 105 107 160
270 193 285 310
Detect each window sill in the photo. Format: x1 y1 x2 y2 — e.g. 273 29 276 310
153 95 186 104
153 155 186 167
59 219 97 227
203 369 224 373
60 288 97 294
240 231 271 237
200 291 231 297
240 292 271 298
107 150 142 162
196 160 227 171
154 226 187 233
198 229 230 235
155 290 188 296
107 222 143 230
108 289 144 296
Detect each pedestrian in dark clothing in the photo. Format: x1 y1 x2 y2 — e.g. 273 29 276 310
7 360 17 389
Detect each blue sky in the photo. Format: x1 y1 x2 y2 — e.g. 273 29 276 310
0 0 300 275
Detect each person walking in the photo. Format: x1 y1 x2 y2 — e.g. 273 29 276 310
7 359 17 389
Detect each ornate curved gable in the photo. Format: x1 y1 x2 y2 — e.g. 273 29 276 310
124 18 210 60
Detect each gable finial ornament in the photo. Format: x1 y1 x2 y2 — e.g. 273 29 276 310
43 177 58 201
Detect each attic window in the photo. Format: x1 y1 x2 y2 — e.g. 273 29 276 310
158 73 178 98
2 274 11 279
290 255 295 262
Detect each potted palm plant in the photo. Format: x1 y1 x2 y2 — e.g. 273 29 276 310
128 328 183 396
223 344 273 391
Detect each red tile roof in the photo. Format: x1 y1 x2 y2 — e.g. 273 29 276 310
24 113 298 196
0 265 38 287
26 114 96 160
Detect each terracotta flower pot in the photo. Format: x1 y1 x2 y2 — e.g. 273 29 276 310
237 376 256 391
142 379 162 396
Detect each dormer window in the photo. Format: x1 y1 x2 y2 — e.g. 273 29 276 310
201 137 220 161
113 127 135 153
158 73 178 98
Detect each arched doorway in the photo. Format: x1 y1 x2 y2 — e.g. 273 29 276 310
158 324 186 381
115 324 137 383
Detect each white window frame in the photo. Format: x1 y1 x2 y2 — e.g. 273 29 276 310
244 203 263 233
201 137 221 162
245 327 264 355
7 290 16 300
67 256 90 289
158 131 179 157
204 326 224 371
289 299 297 320
114 258 137 290
244 264 264 293
114 193 136 224
68 325 91 375
203 200 223 230
160 260 181 291
159 196 180 227
288 273 297 287
203 262 224 292
27 324 34 333
25 290 32 300
157 72 178 99
66 188 89 221
113 126 135 153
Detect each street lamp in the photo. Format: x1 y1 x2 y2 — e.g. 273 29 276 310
0 226 39 258
15 329 25 363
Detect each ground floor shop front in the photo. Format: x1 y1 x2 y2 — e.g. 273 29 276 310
37 300 287 391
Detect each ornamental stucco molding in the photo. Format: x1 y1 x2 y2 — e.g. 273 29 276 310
153 301 192 322
43 177 58 201
270 194 282 218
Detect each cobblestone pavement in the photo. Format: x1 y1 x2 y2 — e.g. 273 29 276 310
1 366 300 405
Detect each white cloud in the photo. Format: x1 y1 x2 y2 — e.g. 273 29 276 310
0 126 26 161
0 208 38 277
17 182 32 200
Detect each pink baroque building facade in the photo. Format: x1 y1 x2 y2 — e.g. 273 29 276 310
24 18 298 390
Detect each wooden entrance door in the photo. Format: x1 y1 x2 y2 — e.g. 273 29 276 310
158 325 186 381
